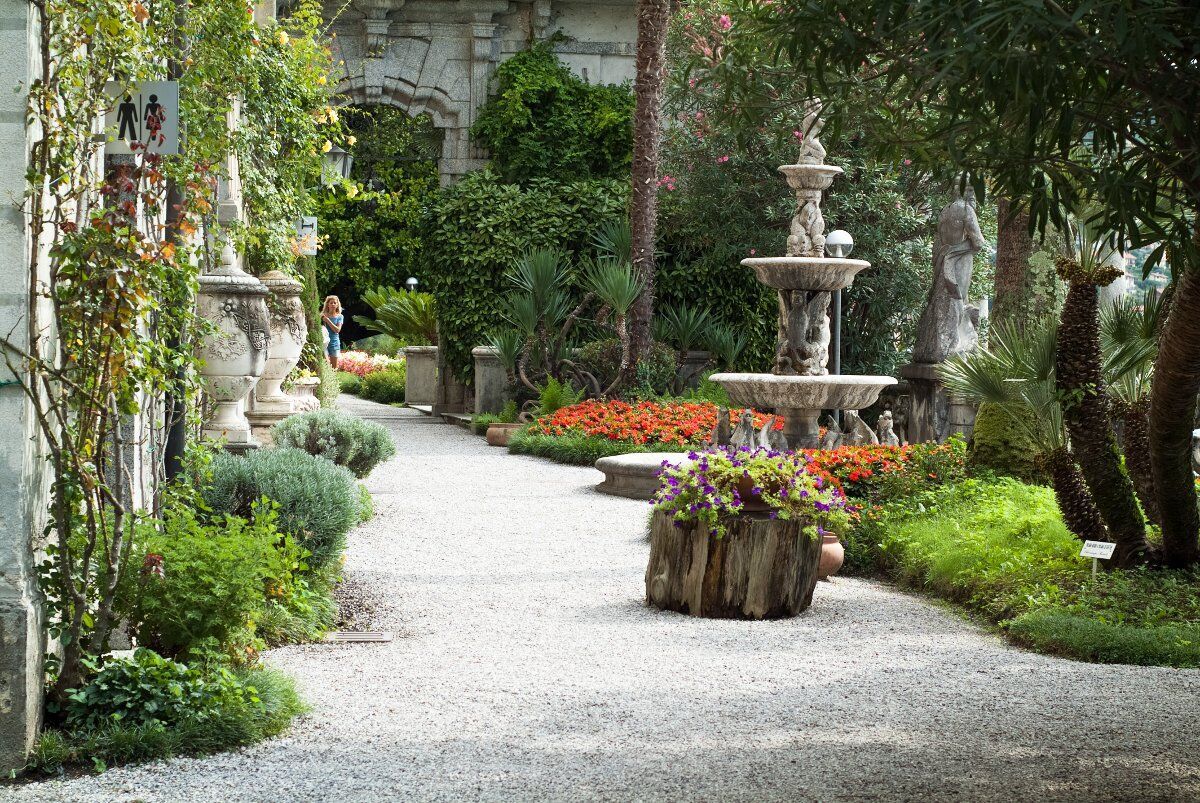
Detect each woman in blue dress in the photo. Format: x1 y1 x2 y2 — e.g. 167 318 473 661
321 295 344 369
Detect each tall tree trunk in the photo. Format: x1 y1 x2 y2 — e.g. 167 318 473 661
1148 265 1200 568
628 0 670 364
991 198 1034 330
1114 398 1161 526
1042 447 1108 542
1056 272 1153 567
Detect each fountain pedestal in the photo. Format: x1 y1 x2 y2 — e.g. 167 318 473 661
900 362 977 444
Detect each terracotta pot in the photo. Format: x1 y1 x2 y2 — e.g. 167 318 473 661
486 423 522 447
818 532 845 581
734 475 774 512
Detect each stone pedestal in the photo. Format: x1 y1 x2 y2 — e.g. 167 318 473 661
677 350 712 390
247 270 306 428
595 452 689 500
432 346 468 415
899 362 977 444
404 346 437 406
472 346 509 415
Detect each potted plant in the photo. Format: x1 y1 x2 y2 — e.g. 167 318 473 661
646 447 852 619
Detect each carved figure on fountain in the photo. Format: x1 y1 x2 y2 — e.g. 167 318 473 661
776 289 831 376
913 185 986 364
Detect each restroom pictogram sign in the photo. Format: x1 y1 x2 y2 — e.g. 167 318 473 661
103 81 179 156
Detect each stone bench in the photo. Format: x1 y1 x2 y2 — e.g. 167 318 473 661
594 452 690 500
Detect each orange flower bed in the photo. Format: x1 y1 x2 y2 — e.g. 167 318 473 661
528 399 780 447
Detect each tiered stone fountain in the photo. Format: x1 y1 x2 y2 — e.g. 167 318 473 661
711 109 896 448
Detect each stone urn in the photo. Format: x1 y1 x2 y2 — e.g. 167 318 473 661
289 376 321 413
404 345 437 406
247 270 306 427
197 240 271 450
818 533 845 581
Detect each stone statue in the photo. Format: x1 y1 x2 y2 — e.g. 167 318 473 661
842 410 879 446
759 416 790 452
796 101 826 166
708 406 732 447
776 289 831 376
876 410 900 447
912 184 986 364
729 410 759 449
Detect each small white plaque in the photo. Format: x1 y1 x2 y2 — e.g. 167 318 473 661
296 216 319 256
1080 540 1116 560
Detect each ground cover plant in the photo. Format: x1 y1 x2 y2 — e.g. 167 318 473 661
527 399 779 448
847 477 1200 667
337 350 404 379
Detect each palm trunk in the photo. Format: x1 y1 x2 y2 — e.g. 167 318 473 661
1114 398 1160 526
1042 447 1108 542
992 198 1034 331
628 0 670 366
1148 265 1200 568
1056 276 1152 567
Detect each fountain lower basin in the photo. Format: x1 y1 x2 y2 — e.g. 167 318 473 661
711 373 898 449
742 256 872 292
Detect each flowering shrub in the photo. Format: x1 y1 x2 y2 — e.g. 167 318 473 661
528 399 779 447
653 447 853 538
337 350 403 378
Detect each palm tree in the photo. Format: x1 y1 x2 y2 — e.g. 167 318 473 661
1100 290 1167 524
628 0 671 362
354 287 438 346
1054 216 1152 566
940 322 1107 543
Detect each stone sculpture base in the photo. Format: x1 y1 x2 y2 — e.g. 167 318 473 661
595 452 689 500
645 509 822 619
472 346 509 416
899 362 977 444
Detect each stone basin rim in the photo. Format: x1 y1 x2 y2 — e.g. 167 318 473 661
740 256 871 270
709 373 898 387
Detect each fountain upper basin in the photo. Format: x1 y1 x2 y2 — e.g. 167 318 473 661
741 256 872 292
710 373 897 412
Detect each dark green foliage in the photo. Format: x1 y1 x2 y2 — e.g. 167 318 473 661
271 408 396 478
359 364 407 404
354 288 437 346
120 506 296 662
970 402 1043 481
65 650 253 731
508 431 676 466
534 377 585 417
470 42 634 184
422 171 627 382
258 571 338 647
351 333 404 356
31 665 304 774
202 448 360 571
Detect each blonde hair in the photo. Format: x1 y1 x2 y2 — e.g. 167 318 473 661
322 295 342 315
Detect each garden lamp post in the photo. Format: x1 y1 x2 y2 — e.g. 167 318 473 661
825 230 853 377
406 276 418 292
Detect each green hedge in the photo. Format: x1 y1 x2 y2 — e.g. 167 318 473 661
422 171 627 383
507 430 683 466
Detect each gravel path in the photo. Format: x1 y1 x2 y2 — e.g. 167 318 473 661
7 397 1200 802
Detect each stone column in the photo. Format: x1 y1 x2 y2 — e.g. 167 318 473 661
403 345 438 406
0 0 44 770
472 346 508 415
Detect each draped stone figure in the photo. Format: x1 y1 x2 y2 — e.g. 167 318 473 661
913 186 986 364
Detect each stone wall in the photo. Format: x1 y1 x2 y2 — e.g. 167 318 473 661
324 0 636 181
0 0 44 771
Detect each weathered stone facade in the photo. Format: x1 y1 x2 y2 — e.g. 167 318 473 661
0 0 44 771
324 0 637 181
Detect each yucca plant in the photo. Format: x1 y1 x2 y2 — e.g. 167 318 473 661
940 321 1107 543
656 303 713 355
1053 213 1152 566
354 288 438 346
1100 290 1166 524
707 323 748 371
582 254 645 397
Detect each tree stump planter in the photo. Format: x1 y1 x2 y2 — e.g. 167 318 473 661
645 509 823 619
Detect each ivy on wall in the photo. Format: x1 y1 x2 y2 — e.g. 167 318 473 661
470 41 634 184
422 172 627 381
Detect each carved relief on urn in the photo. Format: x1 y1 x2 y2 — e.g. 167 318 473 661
197 240 271 449
247 270 306 427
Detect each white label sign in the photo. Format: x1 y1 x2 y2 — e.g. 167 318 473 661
1080 540 1116 560
296 217 318 256
103 81 180 156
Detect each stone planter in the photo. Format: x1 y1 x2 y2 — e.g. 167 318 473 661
197 241 270 450
288 376 320 413
404 345 437 406
485 423 522 447
247 270 306 428
472 346 510 415
645 509 822 619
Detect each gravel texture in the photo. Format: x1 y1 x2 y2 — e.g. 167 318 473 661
7 396 1200 802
